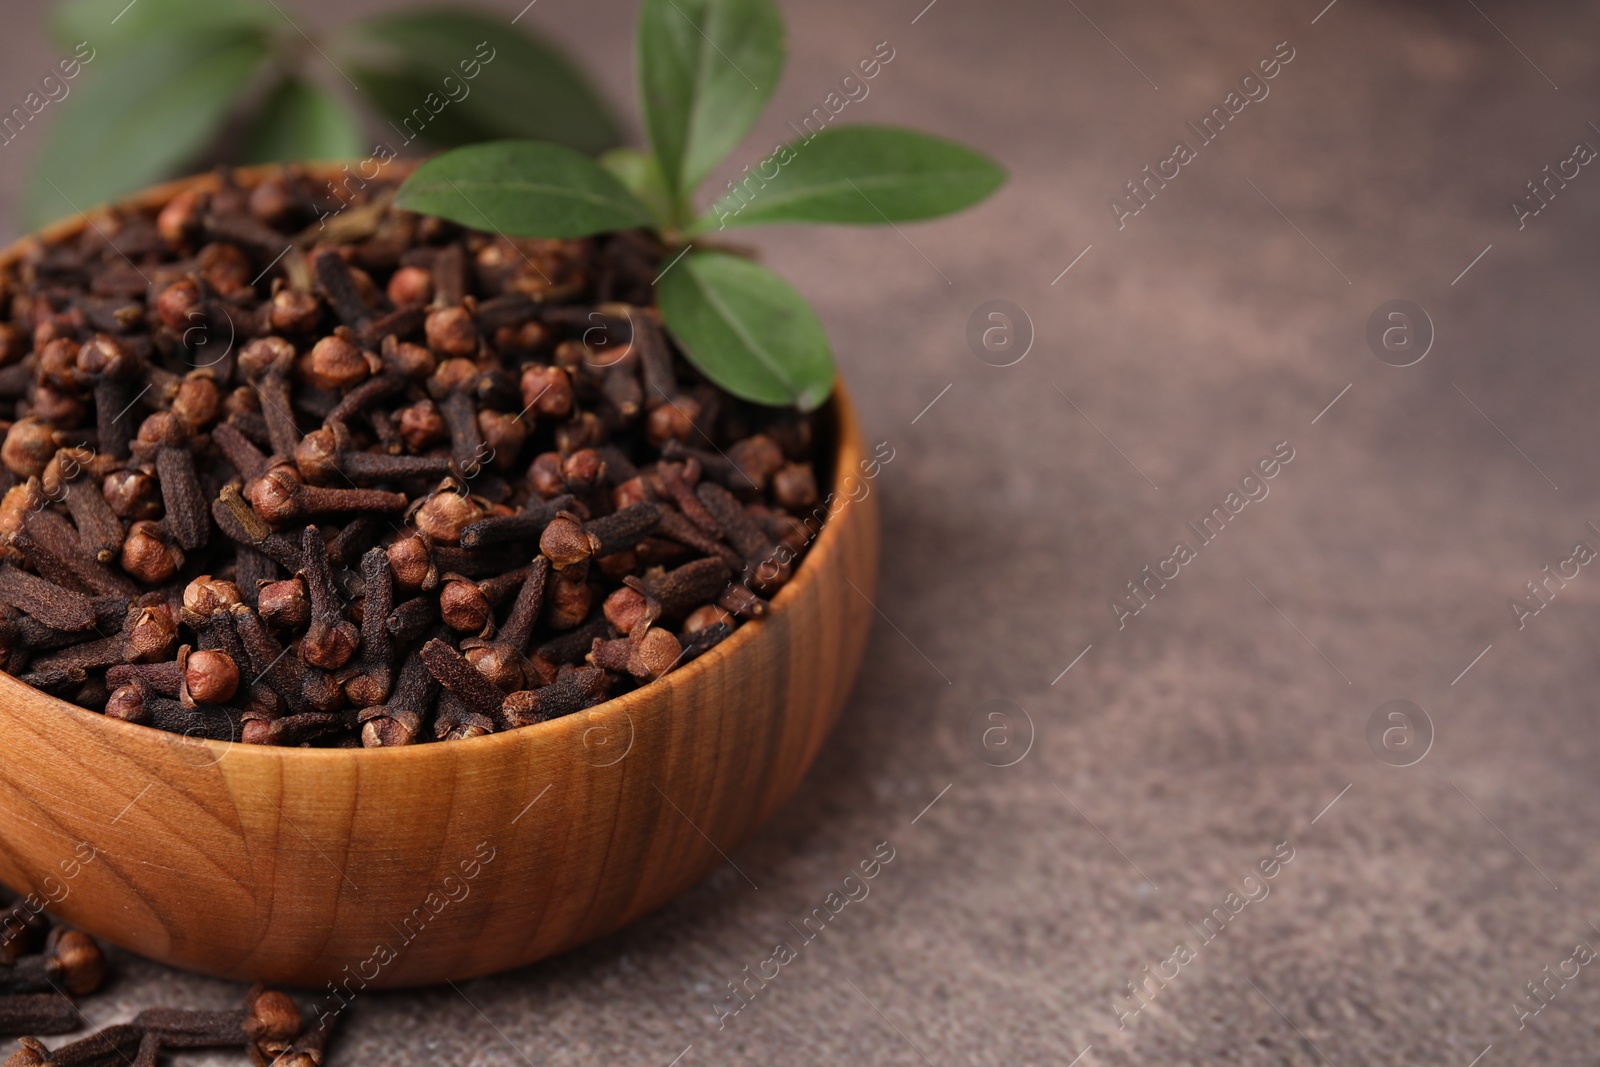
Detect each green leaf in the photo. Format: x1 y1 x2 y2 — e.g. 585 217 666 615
53 0 277 49
693 125 1006 233
600 148 676 231
657 250 834 410
242 78 367 165
394 141 651 239
341 9 619 155
637 0 784 212
23 31 270 229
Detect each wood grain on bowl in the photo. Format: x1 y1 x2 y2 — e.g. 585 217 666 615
0 166 879 987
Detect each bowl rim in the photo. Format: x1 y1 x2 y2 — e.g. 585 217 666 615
0 162 867 764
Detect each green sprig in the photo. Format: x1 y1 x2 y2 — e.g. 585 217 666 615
396 0 1006 411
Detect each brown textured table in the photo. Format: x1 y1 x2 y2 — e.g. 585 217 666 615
3 0 1600 1063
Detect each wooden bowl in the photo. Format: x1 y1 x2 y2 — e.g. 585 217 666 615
0 168 879 987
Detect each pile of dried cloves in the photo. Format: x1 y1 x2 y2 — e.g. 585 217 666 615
1 894 335 1066
0 166 822 746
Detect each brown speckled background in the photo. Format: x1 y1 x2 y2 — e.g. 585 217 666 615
4 0 1600 1063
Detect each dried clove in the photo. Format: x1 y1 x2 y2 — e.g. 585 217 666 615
605 558 732 628
314 249 375 327
588 585 681 681
247 466 407 526
696 481 777 565
421 638 509 728
538 503 659 572
298 526 357 670
155 445 209 552
295 424 452 486
501 667 609 728
238 337 302 458
462 556 550 690
458 493 574 550
213 420 269 481
243 709 353 746
344 548 393 707
5 981 302 1067
57 465 124 564
359 630 443 748
232 604 307 716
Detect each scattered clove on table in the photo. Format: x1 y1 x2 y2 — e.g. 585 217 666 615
3 984 319 1067
0 896 104 1049
0 896 343 1065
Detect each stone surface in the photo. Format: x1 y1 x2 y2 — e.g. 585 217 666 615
3 0 1600 1063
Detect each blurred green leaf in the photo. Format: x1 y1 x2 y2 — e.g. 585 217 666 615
636 0 784 214
395 141 650 239
600 147 676 231
342 9 618 155
242 77 367 165
657 250 834 410
694 125 1006 233
24 31 270 228
53 0 278 49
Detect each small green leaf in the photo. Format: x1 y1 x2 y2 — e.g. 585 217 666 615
694 125 1006 233
600 148 676 231
341 9 619 155
395 141 651 239
658 250 834 410
53 0 277 49
637 0 784 212
242 78 367 165
23 31 270 229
